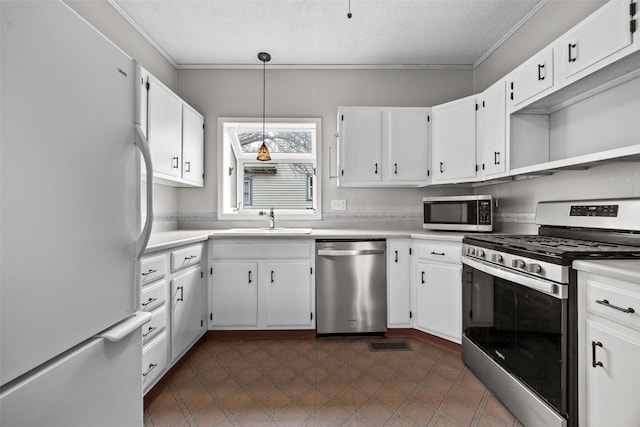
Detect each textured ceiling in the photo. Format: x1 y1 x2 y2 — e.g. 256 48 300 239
111 0 544 68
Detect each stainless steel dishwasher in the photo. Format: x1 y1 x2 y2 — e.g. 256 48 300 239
316 240 387 335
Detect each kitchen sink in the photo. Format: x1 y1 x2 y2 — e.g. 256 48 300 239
217 228 313 235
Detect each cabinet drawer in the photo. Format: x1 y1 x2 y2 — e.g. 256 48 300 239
141 279 166 312
586 277 640 332
140 254 166 285
142 305 166 344
210 240 312 260
414 241 461 264
142 332 167 391
171 244 203 272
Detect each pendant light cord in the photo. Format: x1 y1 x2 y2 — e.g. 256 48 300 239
262 57 266 144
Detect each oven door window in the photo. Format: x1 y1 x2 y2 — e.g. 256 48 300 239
463 266 567 414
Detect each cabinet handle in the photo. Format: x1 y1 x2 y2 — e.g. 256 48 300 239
421 271 425 284
394 163 398 174
184 255 197 260
141 269 157 276
374 163 378 174
494 152 500 165
595 299 635 314
141 297 157 307
439 162 444 173
172 156 179 169
185 161 191 173
430 251 445 256
537 63 545 81
394 250 398 263
248 271 252 284
142 363 158 378
591 341 604 368
177 286 184 302
568 43 577 63
142 326 157 338
271 270 275 283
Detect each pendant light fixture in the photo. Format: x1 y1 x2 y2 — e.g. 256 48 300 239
256 51 271 161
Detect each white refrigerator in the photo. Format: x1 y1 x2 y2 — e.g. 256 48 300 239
1 1 153 425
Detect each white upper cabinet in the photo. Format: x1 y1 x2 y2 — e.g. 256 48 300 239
477 80 508 179
181 104 205 186
147 72 182 180
431 95 477 184
338 107 384 186
507 47 554 110
337 107 431 187
387 108 431 183
136 64 204 188
555 0 634 83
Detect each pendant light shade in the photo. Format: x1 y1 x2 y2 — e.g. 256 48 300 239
257 52 271 161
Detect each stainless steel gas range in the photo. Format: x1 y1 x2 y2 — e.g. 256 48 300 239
461 198 640 427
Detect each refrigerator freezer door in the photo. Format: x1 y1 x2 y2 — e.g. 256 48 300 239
0 330 143 427
1 1 138 385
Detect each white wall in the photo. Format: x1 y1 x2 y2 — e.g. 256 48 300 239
176 68 474 229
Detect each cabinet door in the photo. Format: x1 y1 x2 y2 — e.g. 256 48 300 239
557 0 633 81
147 74 182 178
338 107 383 185
387 109 431 183
584 320 640 426
171 266 204 362
507 47 553 108
264 261 312 327
477 80 507 179
431 96 477 183
181 104 204 186
387 240 412 327
415 261 462 343
210 262 258 327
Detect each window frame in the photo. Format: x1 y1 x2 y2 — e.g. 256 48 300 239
218 117 322 221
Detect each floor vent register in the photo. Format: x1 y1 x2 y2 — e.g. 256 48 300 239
368 341 413 352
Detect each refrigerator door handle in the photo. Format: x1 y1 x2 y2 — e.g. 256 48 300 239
99 311 152 342
134 124 154 261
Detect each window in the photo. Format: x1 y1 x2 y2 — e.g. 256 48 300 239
219 118 321 220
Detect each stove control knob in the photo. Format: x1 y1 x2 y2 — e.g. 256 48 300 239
477 249 486 258
512 259 526 269
491 254 503 263
467 247 476 256
526 264 542 274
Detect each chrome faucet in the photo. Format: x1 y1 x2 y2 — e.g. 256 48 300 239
259 208 275 229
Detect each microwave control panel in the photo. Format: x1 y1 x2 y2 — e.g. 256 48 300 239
478 200 492 225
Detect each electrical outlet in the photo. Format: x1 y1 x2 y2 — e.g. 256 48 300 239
331 199 347 211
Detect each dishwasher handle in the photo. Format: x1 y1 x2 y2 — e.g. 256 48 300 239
317 249 385 256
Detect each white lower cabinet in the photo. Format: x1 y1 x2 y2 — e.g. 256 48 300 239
139 242 206 394
171 266 206 362
387 239 412 328
264 261 313 327
412 240 463 343
210 262 259 327
578 267 640 426
209 239 315 330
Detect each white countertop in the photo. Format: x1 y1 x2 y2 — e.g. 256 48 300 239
144 228 470 253
573 259 640 284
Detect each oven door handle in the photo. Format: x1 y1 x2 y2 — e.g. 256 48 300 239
462 256 567 299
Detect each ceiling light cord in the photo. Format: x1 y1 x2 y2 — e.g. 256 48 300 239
347 0 352 19
256 52 271 161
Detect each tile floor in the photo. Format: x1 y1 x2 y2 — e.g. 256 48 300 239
144 337 523 427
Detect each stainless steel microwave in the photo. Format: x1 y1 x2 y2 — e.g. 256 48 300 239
423 195 493 231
